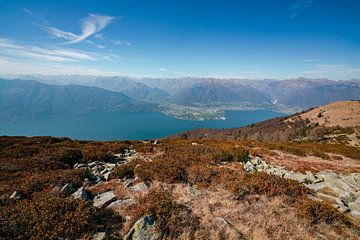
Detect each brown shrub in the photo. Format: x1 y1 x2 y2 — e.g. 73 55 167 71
212 146 248 163
0 169 87 197
109 159 143 180
127 189 200 239
0 194 100 239
297 199 350 225
215 171 310 200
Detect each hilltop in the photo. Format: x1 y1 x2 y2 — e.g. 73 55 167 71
174 100 360 144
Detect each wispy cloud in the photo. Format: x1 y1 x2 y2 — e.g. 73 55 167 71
158 68 178 74
0 38 98 62
23 8 35 16
93 33 132 47
300 58 318 63
0 58 123 76
290 0 316 19
43 14 115 44
301 64 360 79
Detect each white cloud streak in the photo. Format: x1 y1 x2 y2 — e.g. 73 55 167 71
290 0 316 19
300 58 318 63
43 14 115 44
301 64 360 79
0 58 122 76
0 38 97 62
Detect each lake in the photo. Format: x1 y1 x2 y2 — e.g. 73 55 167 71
0 110 285 140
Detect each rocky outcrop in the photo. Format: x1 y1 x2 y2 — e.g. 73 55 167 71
130 182 149 192
74 148 138 184
93 191 116 208
71 187 91 200
124 215 160 240
243 157 360 217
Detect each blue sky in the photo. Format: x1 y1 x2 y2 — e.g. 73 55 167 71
0 0 359 79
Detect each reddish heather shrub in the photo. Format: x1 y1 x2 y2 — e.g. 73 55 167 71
297 199 350 225
0 194 100 239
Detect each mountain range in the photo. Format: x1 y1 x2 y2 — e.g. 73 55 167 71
0 79 156 123
1 75 360 122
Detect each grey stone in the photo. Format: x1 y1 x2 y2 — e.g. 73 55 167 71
130 182 149 192
89 161 103 167
243 161 255 172
123 179 134 188
92 232 108 240
71 187 90 200
10 191 26 200
93 191 116 208
107 198 135 209
103 172 111 181
60 183 75 194
250 157 262 165
317 172 339 182
348 197 360 217
100 169 109 175
306 182 327 192
187 186 201 197
75 163 87 169
124 215 160 240
305 171 317 183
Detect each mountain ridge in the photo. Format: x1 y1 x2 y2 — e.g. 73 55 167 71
0 79 156 123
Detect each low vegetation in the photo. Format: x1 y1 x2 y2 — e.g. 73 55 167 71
1 136 359 239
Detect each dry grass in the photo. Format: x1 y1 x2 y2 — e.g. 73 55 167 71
255 149 360 174
2 136 360 239
289 100 360 128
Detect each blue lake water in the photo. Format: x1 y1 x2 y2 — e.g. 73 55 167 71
0 110 285 140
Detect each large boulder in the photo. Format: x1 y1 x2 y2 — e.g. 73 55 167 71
348 197 360 217
71 187 90 200
107 198 135 209
124 215 160 240
93 191 116 208
130 182 149 192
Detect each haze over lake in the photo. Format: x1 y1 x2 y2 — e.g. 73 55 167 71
0 110 284 140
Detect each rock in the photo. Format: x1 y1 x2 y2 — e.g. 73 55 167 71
71 187 90 200
243 161 255 172
187 186 201 197
89 161 103 167
317 172 339 182
75 163 87 169
130 182 149 192
103 172 111 181
284 172 307 183
191 142 199 146
60 183 75 194
100 169 109 175
306 182 327 192
250 157 262 165
327 179 357 198
348 197 360 217
305 171 317 183
10 191 26 200
107 198 135 209
93 191 116 208
124 215 160 240
123 179 134 188
92 232 108 240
